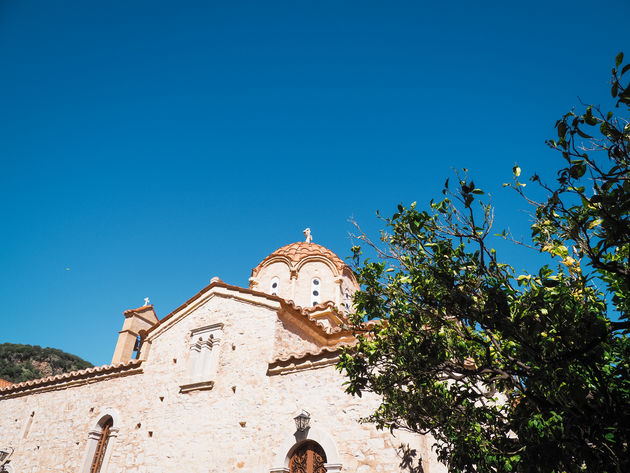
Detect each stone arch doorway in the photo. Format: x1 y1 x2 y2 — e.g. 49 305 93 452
270 425 341 473
288 441 327 473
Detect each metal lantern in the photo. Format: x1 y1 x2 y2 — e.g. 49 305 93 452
293 411 311 432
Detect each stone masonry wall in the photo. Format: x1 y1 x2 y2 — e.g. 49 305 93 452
0 290 445 473
273 316 320 358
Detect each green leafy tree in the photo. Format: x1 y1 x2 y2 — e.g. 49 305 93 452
338 53 630 473
0 343 93 383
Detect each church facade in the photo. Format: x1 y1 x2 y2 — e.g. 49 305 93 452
0 239 445 473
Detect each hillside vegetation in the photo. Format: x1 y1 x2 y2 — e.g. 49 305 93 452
0 343 93 383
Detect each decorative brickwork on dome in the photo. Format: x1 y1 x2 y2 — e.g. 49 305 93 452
251 242 349 277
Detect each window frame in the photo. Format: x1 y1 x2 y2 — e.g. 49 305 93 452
311 278 321 306
80 410 120 473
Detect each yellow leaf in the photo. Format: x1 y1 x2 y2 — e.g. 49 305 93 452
513 165 522 177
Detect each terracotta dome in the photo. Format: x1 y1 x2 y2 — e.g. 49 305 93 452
251 242 348 277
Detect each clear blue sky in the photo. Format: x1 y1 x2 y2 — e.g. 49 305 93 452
1 1 628 366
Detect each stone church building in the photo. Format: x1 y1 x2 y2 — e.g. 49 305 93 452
0 238 445 473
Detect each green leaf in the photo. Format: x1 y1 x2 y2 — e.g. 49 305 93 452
584 113 598 126
576 128 592 139
340 53 630 473
557 121 568 137
616 51 624 67
569 163 586 179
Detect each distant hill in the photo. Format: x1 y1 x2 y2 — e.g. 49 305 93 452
0 343 93 383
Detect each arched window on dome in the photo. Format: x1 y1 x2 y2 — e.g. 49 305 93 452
270 277 280 296
311 278 321 306
342 289 351 311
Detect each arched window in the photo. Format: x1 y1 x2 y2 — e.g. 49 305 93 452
289 441 327 473
132 334 142 359
80 411 119 473
270 277 280 296
311 278 321 306
90 416 113 473
343 290 350 311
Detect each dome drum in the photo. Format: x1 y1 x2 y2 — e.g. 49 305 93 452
250 242 358 312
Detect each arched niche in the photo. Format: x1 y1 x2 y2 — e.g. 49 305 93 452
270 425 342 473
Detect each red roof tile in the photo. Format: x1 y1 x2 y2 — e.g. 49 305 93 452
270 342 356 364
251 242 349 277
0 378 13 389
0 359 142 395
123 304 155 315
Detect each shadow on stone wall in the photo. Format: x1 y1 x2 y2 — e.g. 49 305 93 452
398 443 425 473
